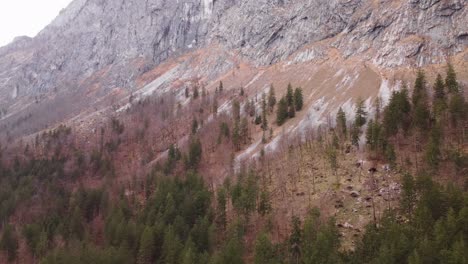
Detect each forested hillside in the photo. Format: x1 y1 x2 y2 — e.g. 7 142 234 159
0 62 466 263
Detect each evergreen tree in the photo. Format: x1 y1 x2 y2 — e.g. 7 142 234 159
240 117 249 144
261 93 268 131
445 63 459 93
424 124 442 170
449 93 466 127
276 97 289 126
217 188 227 229
0 224 18 262
294 87 303 111
232 122 241 151
401 173 416 216
193 86 199 99
268 84 277 112
351 124 360 148
137 226 155 264
212 97 219 115
412 70 428 107
187 137 202 169
412 71 430 131
432 74 447 118
286 84 294 106
219 81 224 93
336 107 347 138
254 232 277 264
383 87 411 136
258 190 272 216
232 100 241 123
289 216 302 264
355 98 367 127
240 87 245 96
191 118 198 135
161 226 182 264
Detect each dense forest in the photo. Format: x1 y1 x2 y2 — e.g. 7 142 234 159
0 64 466 263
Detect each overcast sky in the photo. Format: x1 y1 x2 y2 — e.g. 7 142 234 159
0 0 74 47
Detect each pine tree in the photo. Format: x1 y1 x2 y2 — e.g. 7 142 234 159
276 97 289 126
261 93 268 131
336 107 347 138
424 124 442 170
137 227 155 264
294 87 303 111
268 84 277 112
432 74 447 118
240 117 249 144
445 63 459 93
412 71 430 131
449 93 466 127
217 188 227 229
289 216 302 264
187 137 202 169
412 70 428 107
232 100 241 123
258 190 272 216
355 98 367 127
401 173 416 216
0 224 18 262
213 97 219 115
374 97 382 120
232 122 241 151
351 124 360 148
254 233 276 264
219 81 224 93
286 83 294 106
161 227 182 264
193 86 199 99
191 118 198 135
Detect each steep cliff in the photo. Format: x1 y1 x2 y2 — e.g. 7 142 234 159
0 0 466 136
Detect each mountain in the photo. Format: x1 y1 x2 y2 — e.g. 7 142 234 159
0 1 467 263
0 0 466 138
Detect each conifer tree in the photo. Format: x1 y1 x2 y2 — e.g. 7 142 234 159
401 173 416 216
217 188 227 229
276 97 289 126
412 70 430 131
289 216 302 264
448 93 466 127
336 107 347 138
294 87 303 111
0 224 18 262
445 63 459 93
240 117 249 144
286 83 294 106
425 124 442 170
433 74 447 118
268 84 277 112
193 86 199 99
261 93 268 131
137 227 155 264
254 233 277 264
412 70 428 107
219 81 224 93
354 98 367 127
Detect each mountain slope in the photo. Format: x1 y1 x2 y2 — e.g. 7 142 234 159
0 0 466 140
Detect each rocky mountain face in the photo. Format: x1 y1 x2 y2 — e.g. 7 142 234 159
0 0 466 136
